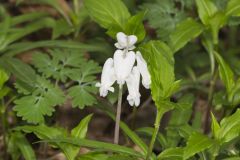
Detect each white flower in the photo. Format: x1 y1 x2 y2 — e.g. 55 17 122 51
136 51 151 89
114 50 136 85
114 32 137 51
96 58 116 97
126 67 141 107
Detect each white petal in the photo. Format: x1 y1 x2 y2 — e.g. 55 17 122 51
128 35 137 49
136 51 151 89
126 67 141 107
114 42 124 49
96 58 116 97
114 50 136 85
116 32 127 48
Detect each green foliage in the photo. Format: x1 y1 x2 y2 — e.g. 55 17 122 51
14 77 65 124
7 132 36 160
184 132 215 159
141 0 187 40
140 40 179 102
195 0 218 25
157 147 183 160
84 0 130 31
170 18 204 53
15 114 92 160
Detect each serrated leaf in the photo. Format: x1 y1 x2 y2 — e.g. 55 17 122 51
68 85 97 109
14 77 65 124
32 49 85 82
140 0 186 41
84 0 130 31
157 147 183 160
195 0 218 25
226 0 240 17
140 40 178 102
184 132 214 159
170 18 204 53
67 60 101 109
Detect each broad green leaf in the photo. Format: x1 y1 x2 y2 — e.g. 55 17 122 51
218 109 240 143
140 40 177 101
71 114 93 138
84 0 130 30
8 132 36 160
195 0 218 25
226 0 240 17
157 147 183 160
47 137 144 158
170 18 204 53
211 112 220 139
214 52 235 95
125 11 146 42
184 132 214 159
0 68 8 89
66 114 93 160
14 77 65 124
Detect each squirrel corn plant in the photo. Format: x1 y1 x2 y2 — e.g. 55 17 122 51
96 32 151 144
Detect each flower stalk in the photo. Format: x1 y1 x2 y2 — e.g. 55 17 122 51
146 108 164 160
114 85 123 144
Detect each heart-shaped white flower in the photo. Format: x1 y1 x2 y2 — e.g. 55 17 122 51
126 67 141 107
113 50 136 85
114 32 137 51
136 51 151 89
96 58 116 97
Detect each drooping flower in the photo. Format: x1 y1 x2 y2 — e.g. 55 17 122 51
114 32 137 51
96 58 116 97
113 50 135 85
126 67 141 107
136 51 151 89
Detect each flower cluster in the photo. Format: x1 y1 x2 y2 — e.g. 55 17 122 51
96 32 151 107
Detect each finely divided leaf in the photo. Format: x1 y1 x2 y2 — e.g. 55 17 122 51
14 77 65 124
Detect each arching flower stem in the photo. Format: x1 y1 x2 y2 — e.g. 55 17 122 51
114 84 123 144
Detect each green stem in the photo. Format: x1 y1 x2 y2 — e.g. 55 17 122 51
114 85 123 144
146 108 164 160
